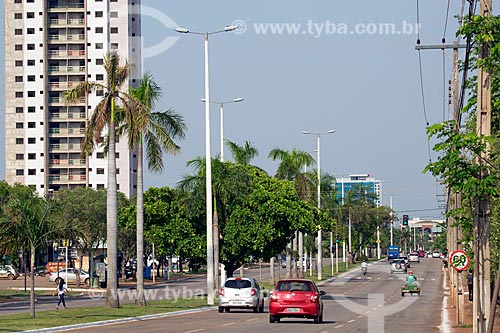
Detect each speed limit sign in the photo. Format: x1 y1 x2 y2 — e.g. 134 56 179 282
449 250 470 272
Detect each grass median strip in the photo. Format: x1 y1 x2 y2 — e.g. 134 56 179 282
0 297 209 332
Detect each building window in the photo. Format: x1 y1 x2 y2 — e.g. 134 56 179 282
14 13 22 19
28 169 36 175
110 27 118 34
96 59 103 65
15 76 23 82
97 184 104 189
27 106 35 113
15 29 22 35
15 44 22 51
27 75 35 82
27 44 35 50
28 153 36 160
16 138 24 144
15 91 23 98
27 59 35 66
16 122 23 129
16 154 24 160
111 43 118 50
27 28 35 35
96 74 104 80
27 0 34 2
95 11 103 17
96 90 104 96
96 168 104 174
16 107 23 113
28 122 35 128
27 91 35 97
96 152 104 159
110 11 118 18
95 27 103 33
28 138 35 144
27 12 34 19
95 43 103 49
115 152 119 159
15 60 22 67
16 169 24 176
14 0 22 3
116 168 120 175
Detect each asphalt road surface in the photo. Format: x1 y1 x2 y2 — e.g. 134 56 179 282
58 257 444 333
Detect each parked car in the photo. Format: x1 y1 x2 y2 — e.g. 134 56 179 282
390 259 407 274
432 250 441 258
0 265 19 280
417 250 425 257
48 268 90 285
218 277 264 313
269 279 326 324
408 252 420 263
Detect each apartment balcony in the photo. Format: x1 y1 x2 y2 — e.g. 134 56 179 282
48 96 85 105
48 174 87 184
48 65 86 74
48 18 85 26
48 50 86 58
48 81 80 90
48 34 85 42
48 143 82 152
49 112 86 120
48 128 85 136
49 158 86 167
48 2 85 12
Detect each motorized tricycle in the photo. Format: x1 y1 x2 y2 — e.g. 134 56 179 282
401 281 421 296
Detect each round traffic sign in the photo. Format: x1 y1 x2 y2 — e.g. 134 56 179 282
449 250 470 272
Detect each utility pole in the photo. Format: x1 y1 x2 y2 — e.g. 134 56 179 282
415 41 466 327
476 1 492 332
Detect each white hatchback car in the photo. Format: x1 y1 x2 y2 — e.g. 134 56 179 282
48 268 90 285
408 252 420 263
218 277 264 313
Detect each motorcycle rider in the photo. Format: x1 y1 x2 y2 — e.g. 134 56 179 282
406 270 417 283
361 260 368 275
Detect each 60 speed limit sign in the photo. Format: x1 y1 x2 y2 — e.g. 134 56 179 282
449 250 470 272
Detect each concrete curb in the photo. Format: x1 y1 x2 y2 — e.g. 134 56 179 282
20 306 218 333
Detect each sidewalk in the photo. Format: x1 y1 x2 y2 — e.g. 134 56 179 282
443 269 500 332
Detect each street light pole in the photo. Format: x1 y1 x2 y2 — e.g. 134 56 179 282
175 25 237 305
302 130 335 281
390 195 394 246
201 98 244 162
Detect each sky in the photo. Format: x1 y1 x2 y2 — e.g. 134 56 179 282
0 1 475 220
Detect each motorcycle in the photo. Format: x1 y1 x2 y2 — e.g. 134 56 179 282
361 266 367 276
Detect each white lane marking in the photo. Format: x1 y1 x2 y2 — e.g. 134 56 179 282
184 330 205 333
245 318 259 322
335 324 344 328
221 323 235 327
365 310 371 314
348 319 356 323
357 315 363 318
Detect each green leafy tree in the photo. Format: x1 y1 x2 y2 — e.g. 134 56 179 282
225 139 259 165
0 184 71 318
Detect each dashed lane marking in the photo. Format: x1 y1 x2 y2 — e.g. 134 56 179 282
221 323 235 327
348 319 356 323
245 318 259 322
334 324 344 328
184 330 205 333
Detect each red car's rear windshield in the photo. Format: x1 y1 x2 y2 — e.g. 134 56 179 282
276 281 313 292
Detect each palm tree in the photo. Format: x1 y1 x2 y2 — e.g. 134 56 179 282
268 148 314 277
0 185 70 318
225 140 258 165
65 52 143 308
268 148 314 181
127 72 186 306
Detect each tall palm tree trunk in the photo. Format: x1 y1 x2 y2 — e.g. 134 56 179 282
135 141 146 306
106 103 119 308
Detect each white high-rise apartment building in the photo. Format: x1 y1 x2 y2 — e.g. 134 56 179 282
4 0 141 197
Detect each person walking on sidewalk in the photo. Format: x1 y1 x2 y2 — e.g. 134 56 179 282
54 278 68 309
466 269 473 302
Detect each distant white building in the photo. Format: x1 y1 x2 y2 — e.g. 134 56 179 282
4 0 141 197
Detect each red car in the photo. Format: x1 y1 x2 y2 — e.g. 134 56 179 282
269 279 326 324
